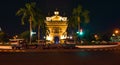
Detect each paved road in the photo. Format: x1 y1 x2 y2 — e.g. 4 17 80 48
0 48 120 65
0 47 119 52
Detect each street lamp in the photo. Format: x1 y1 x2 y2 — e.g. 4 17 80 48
94 34 99 41
112 33 115 36
30 31 36 44
76 29 83 36
111 29 119 42
115 30 119 34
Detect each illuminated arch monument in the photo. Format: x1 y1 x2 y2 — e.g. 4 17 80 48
45 11 68 44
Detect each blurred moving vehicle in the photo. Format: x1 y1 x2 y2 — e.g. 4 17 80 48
9 39 26 49
46 40 51 44
65 39 75 44
37 40 46 45
63 39 76 48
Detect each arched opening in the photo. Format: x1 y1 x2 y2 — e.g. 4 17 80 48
54 36 59 44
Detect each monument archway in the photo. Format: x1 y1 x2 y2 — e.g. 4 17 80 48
54 36 59 44
45 11 68 44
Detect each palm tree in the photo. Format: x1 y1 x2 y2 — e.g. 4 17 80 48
72 5 90 31
72 5 82 32
40 23 50 40
0 31 9 44
16 2 37 44
35 8 45 44
68 5 90 42
19 31 30 43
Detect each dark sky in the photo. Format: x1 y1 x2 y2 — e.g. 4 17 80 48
0 0 120 36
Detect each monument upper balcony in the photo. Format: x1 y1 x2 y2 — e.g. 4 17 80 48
46 11 68 22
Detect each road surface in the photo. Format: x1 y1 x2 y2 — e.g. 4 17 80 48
0 48 120 65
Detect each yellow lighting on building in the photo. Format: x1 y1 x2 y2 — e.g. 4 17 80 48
46 36 52 41
54 11 59 15
61 36 66 39
45 11 68 44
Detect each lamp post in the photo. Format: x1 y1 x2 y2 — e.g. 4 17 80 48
114 30 119 37
94 34 98 41
0 27 1 31
115 30 119 34
114 30 119 42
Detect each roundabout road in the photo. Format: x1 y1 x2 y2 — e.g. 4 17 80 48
0 48 120 65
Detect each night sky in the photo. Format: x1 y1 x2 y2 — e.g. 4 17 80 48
0 0 120 36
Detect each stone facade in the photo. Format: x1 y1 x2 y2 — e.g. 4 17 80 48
45 11 68 44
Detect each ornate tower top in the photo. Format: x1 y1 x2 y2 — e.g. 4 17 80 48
46 11 67 21
54 11 59 15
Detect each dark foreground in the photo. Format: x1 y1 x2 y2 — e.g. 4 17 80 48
0 49 120 65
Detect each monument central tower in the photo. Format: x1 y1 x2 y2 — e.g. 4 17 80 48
45 11 68 44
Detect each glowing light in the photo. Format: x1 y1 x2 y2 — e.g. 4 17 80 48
62 17 67 21
69 36 73 39
115 30 119 34
112 34 115 36
46 36 52 41
44 36 46 39
94 34 98 38
0 46 12 49
77 29 83 36
80 32 83 35
51 16 62 21
46 11 67 21
67 36 69 38
31 31 36 36
54 11 59 15
46 17 51 21
76 45 118 48
61 36 66 39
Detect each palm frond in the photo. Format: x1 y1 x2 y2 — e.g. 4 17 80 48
16 8 25 16
21 12 27 25
30 2 36 8
82 10 90 23
77 5 82 15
